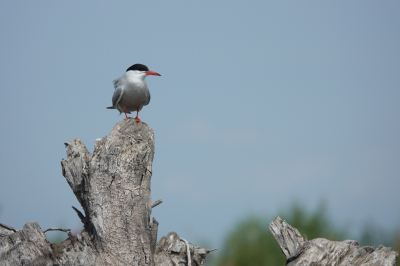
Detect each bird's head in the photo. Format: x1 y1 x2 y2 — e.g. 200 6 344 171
126 64 161 79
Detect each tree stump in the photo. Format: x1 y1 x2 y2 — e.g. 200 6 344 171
269 216 398 266
61 119 155 265
0 120 215 265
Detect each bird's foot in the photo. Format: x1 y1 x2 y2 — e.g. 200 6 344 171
134 117 142 123
123 109 132 120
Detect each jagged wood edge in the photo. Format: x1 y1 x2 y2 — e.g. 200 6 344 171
268 216 398 266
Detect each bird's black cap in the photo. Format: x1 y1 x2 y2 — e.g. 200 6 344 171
126 64 149 72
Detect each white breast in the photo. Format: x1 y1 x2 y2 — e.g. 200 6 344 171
117 72 150 112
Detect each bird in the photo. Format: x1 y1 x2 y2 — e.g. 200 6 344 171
107 64 161 123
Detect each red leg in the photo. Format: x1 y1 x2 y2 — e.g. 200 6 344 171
134 108 142 123
124 109 131 120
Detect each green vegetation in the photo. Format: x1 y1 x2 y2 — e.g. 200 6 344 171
215 215 284 266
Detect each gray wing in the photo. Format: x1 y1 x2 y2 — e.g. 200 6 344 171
146 91 151 105
111 87 123 107
106 87 123 110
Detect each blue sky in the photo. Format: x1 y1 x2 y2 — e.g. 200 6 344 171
1 1 399 249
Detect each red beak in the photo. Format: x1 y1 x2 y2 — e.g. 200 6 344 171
145 71 161 76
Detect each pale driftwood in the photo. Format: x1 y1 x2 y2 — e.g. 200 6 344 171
0 119 214 265
154 232 217 266
269 216 398 266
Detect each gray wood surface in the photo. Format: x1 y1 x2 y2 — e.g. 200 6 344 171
0 120 214 265
269 216 398 266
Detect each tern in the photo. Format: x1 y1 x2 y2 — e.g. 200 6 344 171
107 64 161 123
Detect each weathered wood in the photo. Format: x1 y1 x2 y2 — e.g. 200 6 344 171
0 222 53 265
0 223 16 237
269 216 398 266
154 232 217 266
0 119 215 265
61 119 155 265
